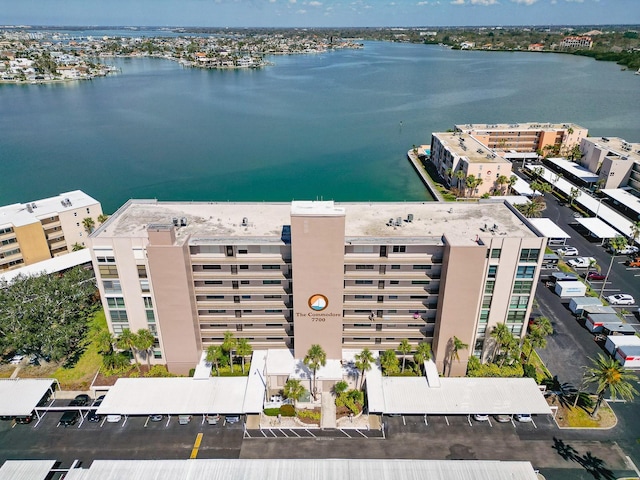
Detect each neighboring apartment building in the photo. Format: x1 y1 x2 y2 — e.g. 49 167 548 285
89 200 546 376
0 190 103 272
559 36 593 49
580 136 640 193
430 132 513 197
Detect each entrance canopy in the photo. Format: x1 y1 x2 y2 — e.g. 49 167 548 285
0 379 56 416
574 217 619 239
527 218 571 242
96 377 251 416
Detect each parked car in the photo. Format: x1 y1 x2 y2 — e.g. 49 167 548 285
87 410 102 423
515 414 533 423
606 294 635 305
69 394 90 407
106 414 122 423
557 246 579 256
472 414 489 422
225 415 240 424
586 271 606 281
206 414 220 425
9 354 25 365
626 257 640 268
178 415 192 425
493 415 511 423
59 410 79 427
567 256 595 269
92 395 105 407
608 244 639 255
149 414 163 422
15 412 34 424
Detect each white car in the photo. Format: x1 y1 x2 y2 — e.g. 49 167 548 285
606 294 635 305
515 414 533 423
106 414 122 423
609 244 639 255
9 354 25 365
567 256 595 269
557 246 579 256
472 414 489 422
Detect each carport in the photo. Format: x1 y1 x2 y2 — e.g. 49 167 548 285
0 378 58 421
574 217 619 244
367 360 551 427
95 377 253 425
0 460 57 480
545 158 600 187
527 218 571 246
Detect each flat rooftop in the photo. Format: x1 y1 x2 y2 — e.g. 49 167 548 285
0 190 99 229
585 137 640 160
455 122 584 132
432 132 510 165
94 200 538 246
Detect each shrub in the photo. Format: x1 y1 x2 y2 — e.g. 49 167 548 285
279 404 295 417
522 363 537 380
188 368 195 377
297 409 321 421
263 408 280 416
145 365 174 377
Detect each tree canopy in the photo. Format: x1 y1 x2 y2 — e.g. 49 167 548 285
0 266 98 363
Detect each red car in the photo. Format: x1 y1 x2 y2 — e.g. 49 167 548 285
586 271 606 281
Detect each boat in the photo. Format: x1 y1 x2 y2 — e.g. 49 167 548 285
635 68 640 75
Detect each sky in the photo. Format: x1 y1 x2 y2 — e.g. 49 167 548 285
1 0 638 28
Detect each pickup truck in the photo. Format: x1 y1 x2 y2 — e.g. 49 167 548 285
567 256 596 269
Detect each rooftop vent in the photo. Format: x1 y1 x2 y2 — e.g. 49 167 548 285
26 204 33 213
241 217 248 226
395 217 402 227
407 213 414 223
65 198 72 206
387 218 394 226
172 218 179 227
180 217 187 227
31 203 36 209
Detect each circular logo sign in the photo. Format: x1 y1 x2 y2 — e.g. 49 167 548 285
308 294 328 311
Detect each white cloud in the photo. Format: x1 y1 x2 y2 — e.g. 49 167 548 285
564 0 584 2
470 0 497 4
451 0 465 4
308 1 322 5
417 1 429 4
510 0 539 4
296 8 307 13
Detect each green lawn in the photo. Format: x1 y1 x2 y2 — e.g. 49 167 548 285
52 309 107 390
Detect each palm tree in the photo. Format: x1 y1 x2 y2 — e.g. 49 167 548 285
135 328 155 372
380 349 400 376
584 353 638 417
568 187 581 206
82 217 96 234
97 214 109 224
413 342 432 374
490 323 512 364
222 330 237 373
629 220 640 247
524 317 552 362
448 336 468 377
116 328 139 371
354 347 374 388
96 331 115 355
454 170 466 195
496 175 509 195
507 175 517 195
600 235 628 299
303 344 326 400
71 242 85 251
398 339 412 373
283 378 306 407
236 338 253 374
206 345 224 376
332 380 348 397
517 196 547 218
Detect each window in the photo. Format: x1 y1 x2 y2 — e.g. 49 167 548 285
140 279 150 292
519 248 540 263
507 310 526 322
103 280 121 293
205 280 223 285
263 280 281 285
264 295 282 299
146 310 155 321
488 266 498 278
490 248 501 259
206 295 224 300
391 265 401 270
512 281 533 294
390 281 399 285
413 265 432 270
355 280 373 285
240 265 249 270
509 295 530 309
241 280 250 285
137 265 147 278
392 245 406 253
355 295 373 299
143 297 153 309
265 310 283 313
96 255 115 263
479 310 489 323
107 298 125 308
516 266 536 279
262 265 280 270
484 280 495 294
203 265 222 270
482 295 492 309
412 280 430 285
355 265 374 270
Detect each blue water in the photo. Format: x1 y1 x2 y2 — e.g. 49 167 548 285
1 41 638 213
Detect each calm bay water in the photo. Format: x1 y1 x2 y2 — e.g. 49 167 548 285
1 41 639 213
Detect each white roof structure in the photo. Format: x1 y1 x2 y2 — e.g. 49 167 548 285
0 460 56 480
192 351 212 379
96 377 252 416
244 350 267 412
602 188 640 218
0 379 56 416
0 249 92 284
527 218 572 240
510 174 535 197
574 217 619 239
60 459 539 480
366 362 551 415
546 158 600 182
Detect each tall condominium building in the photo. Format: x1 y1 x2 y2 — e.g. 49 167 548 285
579 136 640 193
89 200 546 376
0 190 103 272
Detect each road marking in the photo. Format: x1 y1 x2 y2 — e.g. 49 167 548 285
190 433 203 459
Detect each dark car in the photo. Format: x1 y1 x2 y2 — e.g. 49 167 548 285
69 394 90 407
15 412 35 424
87 410 102 423
586 271 606 281
59 410 79 427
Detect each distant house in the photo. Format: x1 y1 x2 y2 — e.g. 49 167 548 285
459 42 475 50
528 43 544 52
560 36 593 49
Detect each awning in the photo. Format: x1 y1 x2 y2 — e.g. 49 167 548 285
574 217 619 239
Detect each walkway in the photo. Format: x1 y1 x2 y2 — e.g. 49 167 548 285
320 392 336 429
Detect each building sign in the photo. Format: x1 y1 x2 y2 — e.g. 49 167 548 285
296 294 340 322
308 294 328 311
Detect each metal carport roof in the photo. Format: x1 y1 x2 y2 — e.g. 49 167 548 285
60 459 540 480
96 377 250 416
0 379 56 416
574 217 619 239
0 460 57 480
527 218 571 240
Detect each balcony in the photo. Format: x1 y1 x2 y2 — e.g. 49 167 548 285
192 270 290 280
196 299 291 309
194 285 290 296
191 256 291 266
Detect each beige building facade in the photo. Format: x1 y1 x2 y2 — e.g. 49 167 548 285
0 190 103 272
90 200 546 376
580 136 640 193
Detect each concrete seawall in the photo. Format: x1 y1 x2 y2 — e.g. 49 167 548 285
406 150 444 202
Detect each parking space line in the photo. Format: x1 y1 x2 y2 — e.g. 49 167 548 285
189 433 203 459
290 429 300 438
305 428 315 437
340 429 351 438
531 418 537 429
355 429 367 438
278 429 288 438
144 417 150 428
260 429 267 437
